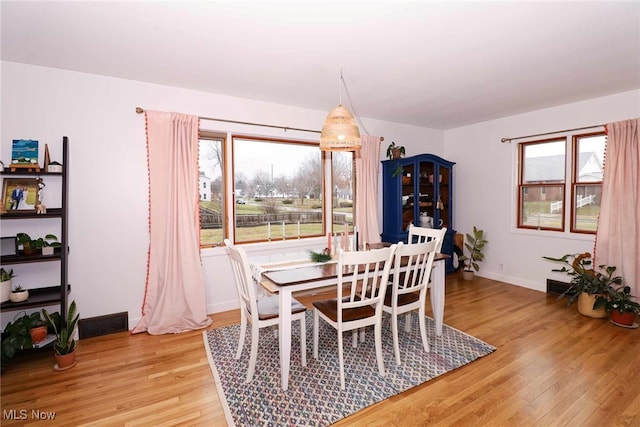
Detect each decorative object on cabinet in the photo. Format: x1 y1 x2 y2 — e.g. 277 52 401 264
46 161 63 173
10 285 29 302
16 233 60 256
11 139 39 167
382 153 457 273
0 136 69 330
0 268 14 303
42 300 80 371
458 226 488 281
543 252 616 319
2 178 40 211
385 141 406 177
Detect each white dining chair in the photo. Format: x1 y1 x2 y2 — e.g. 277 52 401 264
224 239 307 383
408 224 447 252
384 240 438 365
312 244 397 390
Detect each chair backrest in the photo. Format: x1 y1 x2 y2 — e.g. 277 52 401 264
408 224 447 253
391 240 438 300
336 245 397 320
224 239 258 318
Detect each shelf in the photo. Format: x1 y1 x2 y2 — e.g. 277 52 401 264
1 170 62 177
1 248 63 265
1 208 63 219
0 285 70 312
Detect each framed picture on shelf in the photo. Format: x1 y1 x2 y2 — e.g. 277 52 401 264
1 236 17 256
11 139 39 166
1 178 40 212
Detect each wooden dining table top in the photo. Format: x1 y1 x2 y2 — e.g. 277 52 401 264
262 252 448 288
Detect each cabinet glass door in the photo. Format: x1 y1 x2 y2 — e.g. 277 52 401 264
417 160 435 228
438 164 450 229
401 163 415 231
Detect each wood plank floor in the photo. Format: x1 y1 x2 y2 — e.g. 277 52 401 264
2 273 639 426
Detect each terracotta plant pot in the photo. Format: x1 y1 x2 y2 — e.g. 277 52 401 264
29 325 48 343
54 350 77 371
577 293 607 319
610 309 636 326
462 270 474 281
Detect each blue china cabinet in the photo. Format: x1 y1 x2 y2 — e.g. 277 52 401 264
382 153 457 273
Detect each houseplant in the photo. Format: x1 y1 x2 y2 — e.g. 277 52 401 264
595 285 640 327
10 284 29 303
1 268 14 303
42 300 80 370
1 311 43 370
17 233 61 256
543 252 621 318
458 226 488 280
385 141 405 178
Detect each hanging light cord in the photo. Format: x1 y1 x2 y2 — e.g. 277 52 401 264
341 73 371 136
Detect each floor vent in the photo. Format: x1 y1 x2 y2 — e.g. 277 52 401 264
546 279 572 296
78 312 128 339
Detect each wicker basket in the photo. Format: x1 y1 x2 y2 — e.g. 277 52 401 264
577 292 607 318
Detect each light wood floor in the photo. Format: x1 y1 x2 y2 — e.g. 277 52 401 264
2 273 639 426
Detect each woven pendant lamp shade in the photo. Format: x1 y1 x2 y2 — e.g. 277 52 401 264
320 104 362 151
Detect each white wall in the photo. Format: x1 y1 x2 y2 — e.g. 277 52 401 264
0 61 443 328
444 89 640 291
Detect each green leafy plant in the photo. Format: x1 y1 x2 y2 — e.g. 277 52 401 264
595 285 640 314
42 300 79 355
386 141 405 178
0 268 14 281
17 233 61 249
308 249 332 263
12 284 24 292
458 226 488 272
543 252 622 306
1 311 44 370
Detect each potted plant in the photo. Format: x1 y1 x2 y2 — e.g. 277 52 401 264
28 312 48 343
595 285 640 327
1 311 42 370
1 268 14 303
10 284 29 303
42 300 79 371
16 233 61 256
458 226 488 280
385 141 405 178
543 252 620 318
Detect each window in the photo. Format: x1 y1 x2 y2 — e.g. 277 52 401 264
517 131 605 234
199 133 225 246
572 133 605 233
232 136 325 243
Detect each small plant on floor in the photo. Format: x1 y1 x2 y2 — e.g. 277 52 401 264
459 226 488 273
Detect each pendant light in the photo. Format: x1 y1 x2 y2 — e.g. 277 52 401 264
320 71 362 152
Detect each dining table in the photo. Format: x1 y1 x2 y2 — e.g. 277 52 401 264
258 249 448 391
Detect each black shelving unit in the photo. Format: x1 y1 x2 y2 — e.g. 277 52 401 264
1 136 69 320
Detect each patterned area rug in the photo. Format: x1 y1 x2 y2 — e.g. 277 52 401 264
203 311 495 426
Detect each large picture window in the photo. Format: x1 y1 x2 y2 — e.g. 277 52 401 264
232 136 325 243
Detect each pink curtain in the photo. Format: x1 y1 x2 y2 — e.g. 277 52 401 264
355 135 382 245
594 118 640 297
132 111 212 334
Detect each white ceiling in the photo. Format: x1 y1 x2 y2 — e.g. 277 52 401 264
2 1 639 130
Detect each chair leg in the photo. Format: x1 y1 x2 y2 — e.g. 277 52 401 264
418 306 430 353
313 310 319 359
338 328 345 390
352 330 358 348
236 311 247 359
404 312 412 333
391 312 401 365
359 327 366 343
299 313 307 367
246 324 259 383
374 321 386 377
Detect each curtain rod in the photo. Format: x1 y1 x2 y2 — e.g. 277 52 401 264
501 123 605 143
135 106 322 134
135 107 383 141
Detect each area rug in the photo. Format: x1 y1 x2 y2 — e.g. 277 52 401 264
203 311 495 426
